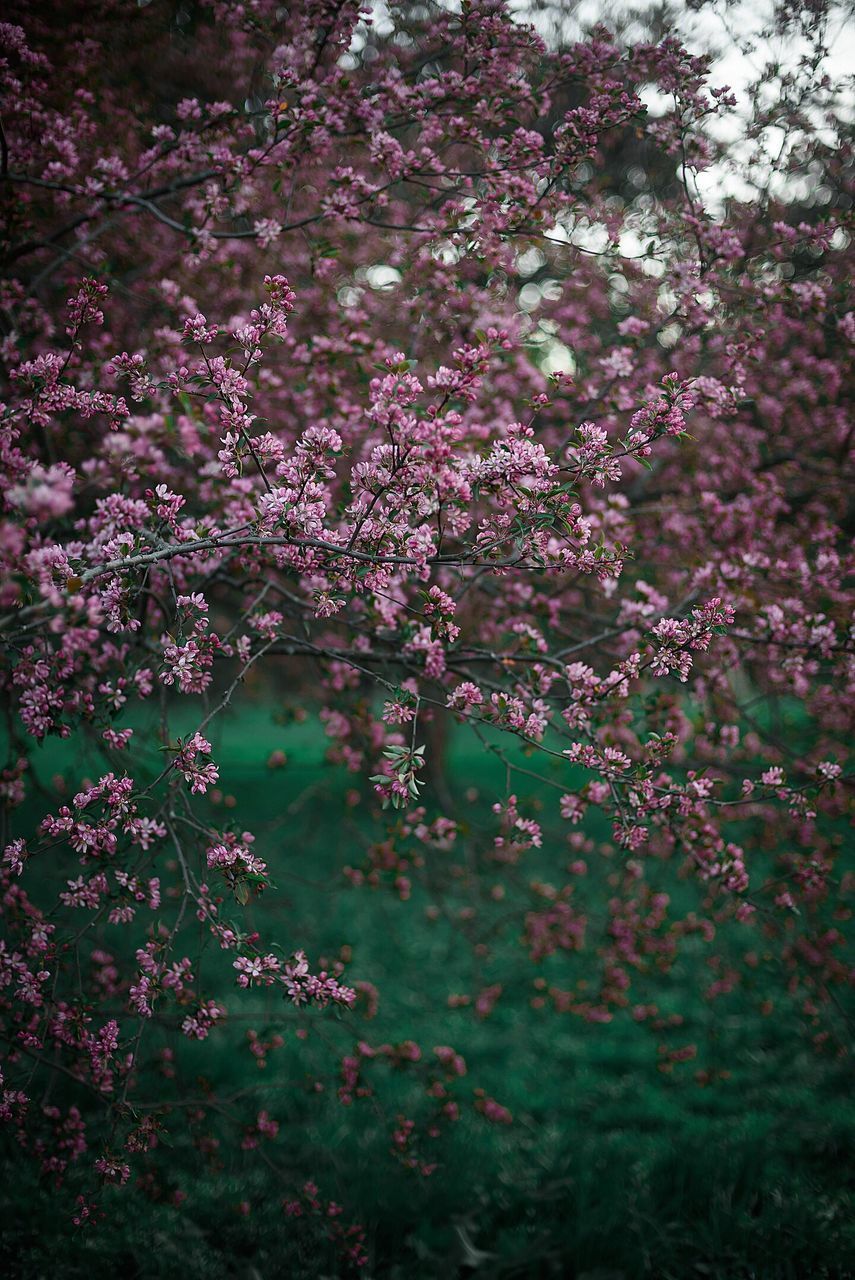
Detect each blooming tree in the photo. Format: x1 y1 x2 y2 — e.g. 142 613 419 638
0 0 852 1261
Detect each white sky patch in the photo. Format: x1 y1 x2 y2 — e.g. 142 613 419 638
540 338 577 375
364 264 402 290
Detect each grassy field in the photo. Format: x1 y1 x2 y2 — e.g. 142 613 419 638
2 699 853 1278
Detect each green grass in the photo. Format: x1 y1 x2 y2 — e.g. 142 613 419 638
2 698 853 1278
